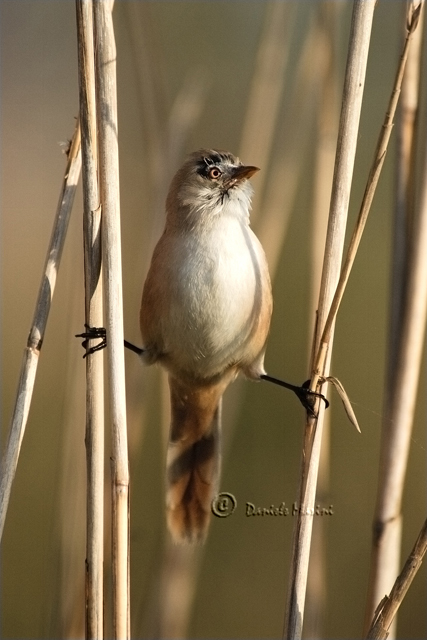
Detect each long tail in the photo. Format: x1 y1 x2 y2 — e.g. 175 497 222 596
166 376 225 543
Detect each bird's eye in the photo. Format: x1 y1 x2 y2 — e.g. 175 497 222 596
208 167 221 180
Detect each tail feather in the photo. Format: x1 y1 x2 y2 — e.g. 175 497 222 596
166 378 223 543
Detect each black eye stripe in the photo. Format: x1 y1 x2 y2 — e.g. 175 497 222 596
196 158 220 177
195 151 238 177
204 152 222 166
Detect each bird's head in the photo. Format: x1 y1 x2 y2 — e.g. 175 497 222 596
166 149 260 227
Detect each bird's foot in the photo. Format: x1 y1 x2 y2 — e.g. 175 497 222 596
260 374 329 418
75 324 107 358
76 325 146 359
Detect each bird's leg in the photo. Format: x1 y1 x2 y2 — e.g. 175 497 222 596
124 340 145 356
260 374 329 418
75 324 107 358
76 325 145 358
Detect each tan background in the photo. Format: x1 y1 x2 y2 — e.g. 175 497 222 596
1 1 426 638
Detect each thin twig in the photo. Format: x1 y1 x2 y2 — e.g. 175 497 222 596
365 517 427 639
283 3 376 638
0 122 81 542
76 0 104 637
93 1 130 638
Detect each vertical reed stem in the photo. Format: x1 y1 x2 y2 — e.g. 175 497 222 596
93 2 130 638
283 3 376 637
76 0 104 637
305 5 339 636
365 5 426 632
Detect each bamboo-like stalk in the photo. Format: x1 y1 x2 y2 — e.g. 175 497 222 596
365 5 426 632
305 5 339 637
309 3 423 389
387 2 425 384
92 2 129 638
76 1 104 638
0 122 81 542
283 3 376 637
365 517 427 640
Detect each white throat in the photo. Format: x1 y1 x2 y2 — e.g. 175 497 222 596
179 179 254 226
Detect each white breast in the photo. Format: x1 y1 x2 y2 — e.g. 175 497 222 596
163 210 268 378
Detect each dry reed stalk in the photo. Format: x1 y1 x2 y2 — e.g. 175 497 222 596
0 121 81 542
387 3 425 383
92 1 129 638
365 4 426 632
283 3 376 638
365 517 427 639
284 2 423 636
305 5 340 637
75 1 104 637
310 2 423 388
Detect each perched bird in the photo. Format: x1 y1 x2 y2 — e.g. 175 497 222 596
140 149 273 543
75 149 327 541
75 149 328 541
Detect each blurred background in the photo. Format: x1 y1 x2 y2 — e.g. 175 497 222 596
1 1 426 638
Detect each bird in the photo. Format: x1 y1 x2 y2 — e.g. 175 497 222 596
75 149 328 542
139 149 273 543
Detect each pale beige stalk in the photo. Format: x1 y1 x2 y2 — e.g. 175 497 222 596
365 5 426 633
283 3 376 638
76 0 104 637
365 517 427 639
0 123 81 542
305 5 340 637
93 1 130 638
310 2 424 388
387 2 425 381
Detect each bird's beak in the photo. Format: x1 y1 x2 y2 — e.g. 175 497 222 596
225 164 260 187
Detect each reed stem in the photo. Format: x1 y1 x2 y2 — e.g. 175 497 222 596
283 3 376 637
76 0 104 637
0 122 81 542
93 1 130 637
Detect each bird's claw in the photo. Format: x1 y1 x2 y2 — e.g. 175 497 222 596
260 373 329 418
75 324 107 358
296 380 329 418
